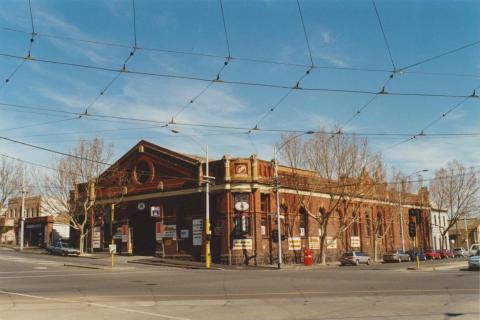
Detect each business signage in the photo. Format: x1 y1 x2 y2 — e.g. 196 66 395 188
308 236 320 249
151 206 162 218
288 237 301 251
351 236 361 248
232 238 253 250
326 236 337 249
192 219 203 246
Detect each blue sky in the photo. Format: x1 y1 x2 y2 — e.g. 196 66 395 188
0 0 479 180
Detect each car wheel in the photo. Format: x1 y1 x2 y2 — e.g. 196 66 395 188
367 259 371 265
355 260 360 266
408 257 412 262
398 257 402 263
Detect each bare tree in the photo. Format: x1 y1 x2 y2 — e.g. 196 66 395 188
0 158 22 214
429 160 479 250
43 138 121 254
280 128 377 264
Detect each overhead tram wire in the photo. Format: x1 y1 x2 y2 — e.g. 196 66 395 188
339 0 398 129
1 100 480 138
83 0 138 114
248 0 315 134
170 0 232 123
0 0 36 93
0 51 478 100
378 84 480 155
0 116 81 133
372 0 396 71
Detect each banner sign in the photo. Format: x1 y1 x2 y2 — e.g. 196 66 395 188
162 225 177 239
156 222 163 241
232 238 253 250
326 236 337 249
288 237 301 251
308 236 320 249
351 236 361 248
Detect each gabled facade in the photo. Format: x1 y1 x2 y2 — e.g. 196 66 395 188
85 140 432 265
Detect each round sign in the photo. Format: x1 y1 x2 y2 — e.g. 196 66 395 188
137 202 146 210
235 201 249 211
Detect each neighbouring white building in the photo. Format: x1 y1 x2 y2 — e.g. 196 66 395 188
430 207 450 250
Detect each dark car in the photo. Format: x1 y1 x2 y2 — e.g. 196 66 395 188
383 250 411 263
46 241 80 256
407 250 426 261
340 251 372 266
439 249 454 259
425 249 441 260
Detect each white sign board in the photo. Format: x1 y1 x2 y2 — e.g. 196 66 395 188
109 244 116 254
351 236 361 248
232 238 253 250
288 237 301 251
308 236 320 249
93 227 101 249
192 219 203 246
151 206 162 218
180 229 189 239
326 236 337 249
300 228 305 237
260 225 266 236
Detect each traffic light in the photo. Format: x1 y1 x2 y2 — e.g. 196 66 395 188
408 221 416 238
409 209 421 224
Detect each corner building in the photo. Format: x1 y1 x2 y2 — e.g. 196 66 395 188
87 140 432 265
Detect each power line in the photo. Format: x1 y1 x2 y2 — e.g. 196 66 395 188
0 117 80 133
372 0 396 71
1 100 480 138
0 51 478 99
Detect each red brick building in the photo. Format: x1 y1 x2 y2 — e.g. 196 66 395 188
87 140 432 265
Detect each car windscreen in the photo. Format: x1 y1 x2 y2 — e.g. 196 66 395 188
343 253 354 257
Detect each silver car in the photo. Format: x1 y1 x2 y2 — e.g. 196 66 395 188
468 250 480 271
453 247 468 258
383 250 411 263
340 251 372 266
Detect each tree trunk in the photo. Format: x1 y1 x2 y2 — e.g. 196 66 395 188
79 229 85 255
319 225 328 265
374 237 379 262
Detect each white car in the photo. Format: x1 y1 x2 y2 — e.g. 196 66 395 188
468 250 480 271
469 243 479 254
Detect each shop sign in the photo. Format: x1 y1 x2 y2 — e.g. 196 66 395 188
308 236 320 249
260 225 266 235
137 202 145 210
288 237 301 251
351 236 361 248
192 219 203 246
326 236 337 249
162 225 177 239
232 238 252 250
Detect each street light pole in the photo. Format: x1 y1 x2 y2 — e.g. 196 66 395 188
205 144 211 269
19 173 26 251
273 145 282 268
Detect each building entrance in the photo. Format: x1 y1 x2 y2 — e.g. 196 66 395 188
131 210 156 255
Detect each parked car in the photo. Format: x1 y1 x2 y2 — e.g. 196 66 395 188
340 251 372 266
407 250 426 261
383 250 411 263
439 249 454 259
468 249 480 271
453 247 469 258
425 249 441 260
46 241 80 256
469 243 479 255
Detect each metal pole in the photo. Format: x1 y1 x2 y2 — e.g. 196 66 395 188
20 173 26 251
274 146 282 268
205 145 211 269
464 215 470 253
399 179 405 252
111 203 115 268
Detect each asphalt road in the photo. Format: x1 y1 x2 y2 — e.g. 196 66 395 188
0 248 479 320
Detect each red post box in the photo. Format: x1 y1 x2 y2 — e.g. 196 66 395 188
304 248 313 266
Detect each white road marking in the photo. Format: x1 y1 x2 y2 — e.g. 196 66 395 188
0 290 193 320
0 269 176 279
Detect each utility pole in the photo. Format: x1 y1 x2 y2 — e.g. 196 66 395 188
19 173 27 251
273 146 283 268
204 145 212 269
399 179 406 252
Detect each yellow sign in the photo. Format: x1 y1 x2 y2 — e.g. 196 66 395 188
232 239 252 250
308 236 320 249
288 237 301 251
